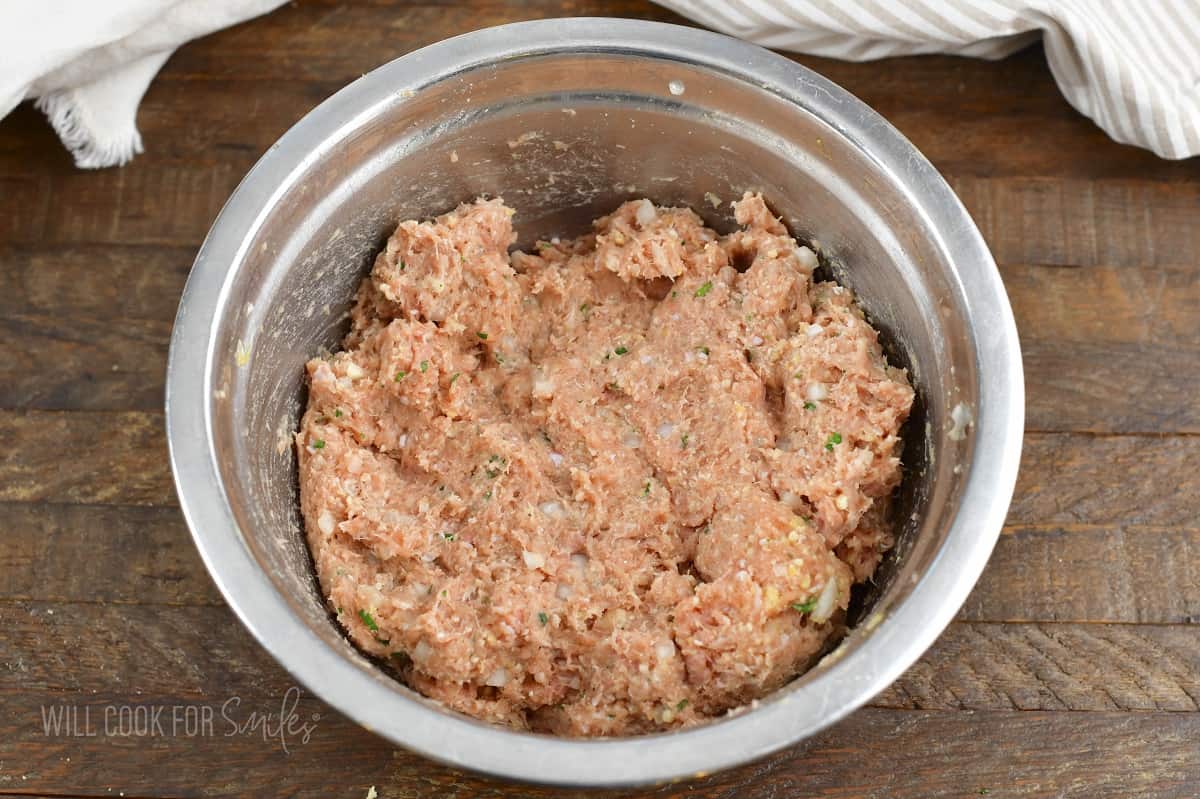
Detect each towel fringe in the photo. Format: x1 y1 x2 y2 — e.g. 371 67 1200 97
35 92 143 170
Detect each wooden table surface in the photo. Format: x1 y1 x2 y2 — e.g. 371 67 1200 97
3 1 1198 797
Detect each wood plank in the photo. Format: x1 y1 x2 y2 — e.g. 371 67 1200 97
2 698 1196 798
0 312 170 411
1 600 1197 795
4 416 1198 622
961 525 1200 625
3 501 1196 624
3 599 1196 712
0 411 172 506
1005 264 1200 433
876 622 1200 712
953 177 1200 268
0 245 191 411
5 410 1193 520
6 242 1200 437
1008 433 1200 527
0 244 192 318
0 504 221 607
5 96 1200 264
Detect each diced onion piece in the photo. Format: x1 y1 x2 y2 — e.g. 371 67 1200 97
485 667 509 687
656 422 675 439
810 578 840 624
412 640 432 661
532 372 555 398
345 362 366 379
795 246 818 270
635 199 657 227
779 491 805 512
556 583 573 600
317 509 336 535
805 323 823 338
523 550 546 569
570 553 589 571
806 382 828 402
539 500 564 518
549 452 565 467
655 640 676 661
622 431 642 449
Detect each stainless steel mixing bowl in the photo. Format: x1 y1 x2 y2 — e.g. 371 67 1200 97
166 18 1023 786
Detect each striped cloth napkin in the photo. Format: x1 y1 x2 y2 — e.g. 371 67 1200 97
657 0 1200 159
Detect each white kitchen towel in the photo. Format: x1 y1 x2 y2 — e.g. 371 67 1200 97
0 0 287 168
657 0 1200 159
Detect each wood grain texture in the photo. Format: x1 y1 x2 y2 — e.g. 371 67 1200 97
3 700 1197 798
2 0 1198 795
0 412 171 506
964 525 1200 624
3 599 1196 714
7 245 1200 437
4 500 1197 624
6 410 1196 520
0 504 221 607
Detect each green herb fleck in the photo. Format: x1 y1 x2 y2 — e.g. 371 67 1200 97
450 372 461 384
312 439 325 449
477 331 489 340
642 481 651 497
399 260 406 271
358 609 379 632
420 360 429 373
792 597 818 614
614 346 628 356
694 281 713 298
443 533 456 542
977 791 990 796
333 409 343 418
676 699 689 712
606 382 622 393
485 455 505 479
680 433 690 449
579 302 591 313
441 589 448 597
671 290 679 298
824 432 843 451
537 612 549 626
495 353 506 365
804 401 817 411
394 370 407 381
698 346 710 356
483 489 493 500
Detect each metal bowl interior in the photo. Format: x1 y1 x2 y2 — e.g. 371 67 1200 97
166 18 1023 787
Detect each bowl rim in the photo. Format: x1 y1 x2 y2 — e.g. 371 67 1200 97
166 17 1024 787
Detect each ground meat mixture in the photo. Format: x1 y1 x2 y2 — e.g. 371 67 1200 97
296 193 914 736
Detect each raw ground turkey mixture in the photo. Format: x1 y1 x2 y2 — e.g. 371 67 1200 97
296 193 914 735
